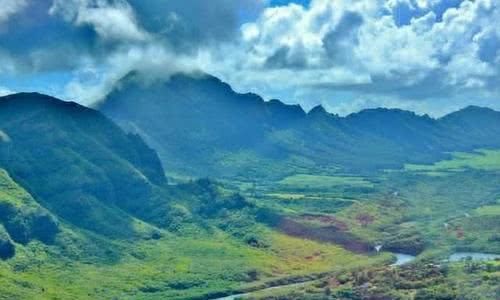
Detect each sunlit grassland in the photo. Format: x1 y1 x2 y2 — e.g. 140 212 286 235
475 204 500 216
253 160 500 259
3 150 500 299
260 193 360 215
265 232 384 274
0 226 380 300
405 149 500 173
277 174 373 190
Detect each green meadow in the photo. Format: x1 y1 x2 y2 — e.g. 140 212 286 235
405 149 500 172
278 174 373 190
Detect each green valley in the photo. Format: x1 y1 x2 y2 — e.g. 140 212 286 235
1 89 499 300
2 2 500 299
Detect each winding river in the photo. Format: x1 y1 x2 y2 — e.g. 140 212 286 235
213 252 416 300
391 253 416 266
390 251 500 266
212 252 499 300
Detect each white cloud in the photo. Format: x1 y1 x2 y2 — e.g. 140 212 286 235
0 0 28 23
198 0 500 115
1 0 499 116
50 0 149 42
0 86 14 97
63 43 199 104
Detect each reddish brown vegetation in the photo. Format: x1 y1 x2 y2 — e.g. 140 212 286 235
301 214 349 231
277 218 371 253
356 214 375 227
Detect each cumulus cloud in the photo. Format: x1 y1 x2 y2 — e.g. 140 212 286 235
50 0 149 42
63 44 200 104
128 0 267 51
0 0 268 102
0 0 499 116
200 0 500 116
0 0 28 23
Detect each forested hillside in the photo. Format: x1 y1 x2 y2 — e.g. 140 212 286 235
98 73 500 178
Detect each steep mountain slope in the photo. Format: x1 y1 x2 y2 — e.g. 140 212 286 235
0 93 373 300
0 168 58 259
98 73 500 178
0 168 58 249
0 93 174 235
98 73 303 178
440 105 500 147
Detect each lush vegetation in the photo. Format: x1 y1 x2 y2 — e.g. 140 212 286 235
242 259 500 299
406 149 500 172
278 175 373 190
98 73 500 179
232 150 500 299
1 91 499 299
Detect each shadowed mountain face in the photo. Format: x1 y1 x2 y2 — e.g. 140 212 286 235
0 93 170 235
98 74 307 178
98 73 500 178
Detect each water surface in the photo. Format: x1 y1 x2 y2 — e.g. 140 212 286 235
391 253 416 266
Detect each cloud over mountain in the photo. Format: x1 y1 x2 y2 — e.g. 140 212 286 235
0 0 499 115
205 0 500 115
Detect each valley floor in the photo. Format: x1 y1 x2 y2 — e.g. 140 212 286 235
1 150 500 299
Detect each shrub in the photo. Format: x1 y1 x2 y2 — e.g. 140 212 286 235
0 225 15 260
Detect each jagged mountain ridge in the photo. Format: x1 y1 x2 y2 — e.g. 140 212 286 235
98 73 500 178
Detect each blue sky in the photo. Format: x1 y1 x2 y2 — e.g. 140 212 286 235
270 0 310 7
0 0 499 116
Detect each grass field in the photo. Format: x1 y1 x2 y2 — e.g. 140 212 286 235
278 174 373 190
405 149 500 172
0 224 380 300
475 204 500 216
2 148 500 299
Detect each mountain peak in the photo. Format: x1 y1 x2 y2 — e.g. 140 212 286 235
440 105 499 122
454 105 496 115
308 105 328 116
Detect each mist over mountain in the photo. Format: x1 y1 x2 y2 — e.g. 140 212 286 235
98 73 500 179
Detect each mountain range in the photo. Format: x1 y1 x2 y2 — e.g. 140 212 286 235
0 92 248 254
97 73 500 179
1 74 500 299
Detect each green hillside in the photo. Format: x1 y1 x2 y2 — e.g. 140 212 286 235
0 93 381 299
0 91 499 299
98 73 500 179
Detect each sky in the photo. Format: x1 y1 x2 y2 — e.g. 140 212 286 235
0 0 499 116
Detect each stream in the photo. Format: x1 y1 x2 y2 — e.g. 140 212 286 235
213 252 415 300
391 253 416 266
